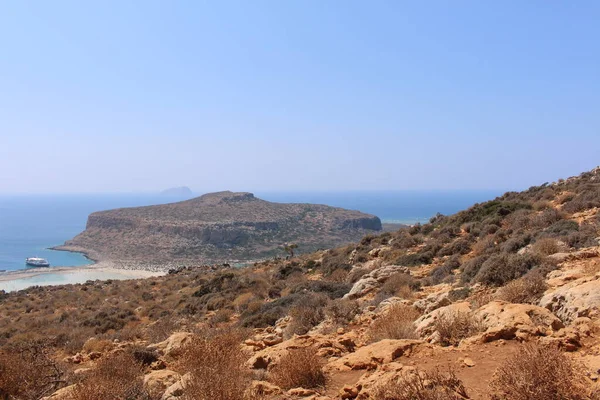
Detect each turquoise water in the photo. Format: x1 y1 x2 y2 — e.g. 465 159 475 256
0 195 186 272
0 190 501 272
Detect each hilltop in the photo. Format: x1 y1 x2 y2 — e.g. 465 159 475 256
1 167 600 399
56 191 382 265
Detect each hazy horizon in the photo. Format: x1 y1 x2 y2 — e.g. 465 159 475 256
1 1 599 194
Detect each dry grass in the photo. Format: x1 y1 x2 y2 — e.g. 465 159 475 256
270 347 326 390
495 272 547 304
371 368 469 400
71 351 150 400
434 311 484 346
177 329 250 400
490 344 594 400
369 304 421 341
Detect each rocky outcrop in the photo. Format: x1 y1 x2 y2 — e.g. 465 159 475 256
144 370 181 396
344 265 409 299
57 191 382 264
326 339 424 372
147 332 193 359
540 277 600 322
474 301 564 342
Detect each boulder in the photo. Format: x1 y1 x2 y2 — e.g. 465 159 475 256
144 370 181 396
344 265 410 299
161 373 191 400
413 290 452 313
148 332 193 359
251 380 282 396
539 278 600 322
339 362 409 400
414 301 472 339
475 301 564 342
41 385 77 400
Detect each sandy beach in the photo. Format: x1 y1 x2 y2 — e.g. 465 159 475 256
0 261 164 292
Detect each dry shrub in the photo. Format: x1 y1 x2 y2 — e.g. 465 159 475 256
533 200 552 211
210 308 233 325
369 304 420 341
0 341 65 400
557 191 576 204
233 292 257 312
178 329 250 400
434 311 483 346
327 268 349 283
496 272 547 304
71 351 150 400
472 235 496 255
381 272 418 299
270 347 326 390
82 337 114 353
490 344 594 400
532 237 564 255
326 298 360 325
145 316 180 343
371 368 469 400
285 293 329 336
469 291 494 309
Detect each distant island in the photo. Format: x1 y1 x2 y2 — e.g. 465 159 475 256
160 186 193 197
56 191 382 265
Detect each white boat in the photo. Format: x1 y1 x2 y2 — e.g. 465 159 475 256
25 257 50 267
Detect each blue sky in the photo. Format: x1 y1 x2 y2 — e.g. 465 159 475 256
1 1 598 193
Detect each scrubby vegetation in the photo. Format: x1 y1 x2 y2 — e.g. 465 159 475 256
270 347 326 390
0 167 599 399
368 304 420 341
371 368 469 400
490 344 595 400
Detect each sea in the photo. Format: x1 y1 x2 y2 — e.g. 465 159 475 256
0 190 502 274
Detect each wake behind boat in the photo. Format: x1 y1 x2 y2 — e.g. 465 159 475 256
25 257 50 267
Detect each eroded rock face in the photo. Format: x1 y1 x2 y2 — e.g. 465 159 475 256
57 191 382 264
540 277 600 322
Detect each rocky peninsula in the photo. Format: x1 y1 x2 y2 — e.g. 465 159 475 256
55 191 382 266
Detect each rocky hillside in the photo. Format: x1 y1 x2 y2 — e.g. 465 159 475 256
2 167 600 400
56 191 382 264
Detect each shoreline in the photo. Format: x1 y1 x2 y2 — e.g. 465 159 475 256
0 261 164 284
49 244 101 264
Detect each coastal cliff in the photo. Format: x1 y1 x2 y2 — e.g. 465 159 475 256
57 191 382 264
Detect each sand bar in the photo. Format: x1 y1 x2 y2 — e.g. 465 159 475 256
0 262 164 292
